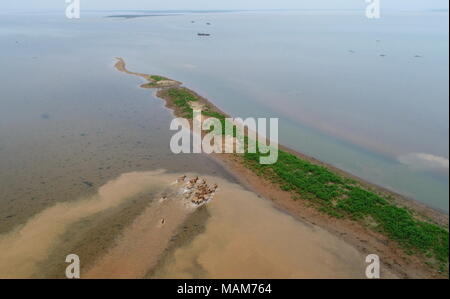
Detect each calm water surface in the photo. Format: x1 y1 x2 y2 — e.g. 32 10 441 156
0 10 448 214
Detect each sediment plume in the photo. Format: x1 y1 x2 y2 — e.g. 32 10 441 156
0 170 216 278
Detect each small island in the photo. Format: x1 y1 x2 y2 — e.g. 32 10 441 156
114 57 449 278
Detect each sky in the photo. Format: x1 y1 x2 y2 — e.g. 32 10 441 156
0 0 448 11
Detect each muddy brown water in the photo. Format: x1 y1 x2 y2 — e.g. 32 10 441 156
0 61 375 278
0 168 375 278
0 39 373 279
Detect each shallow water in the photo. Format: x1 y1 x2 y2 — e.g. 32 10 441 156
0 170 170 278
109 10 449 211
0 170 377 278
150 173 373 279
1 10 447 212
0 9 447 278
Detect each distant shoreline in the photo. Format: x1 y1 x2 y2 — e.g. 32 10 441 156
114 57 448 278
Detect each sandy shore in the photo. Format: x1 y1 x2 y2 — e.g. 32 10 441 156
0 168 383 278
113 57 448 278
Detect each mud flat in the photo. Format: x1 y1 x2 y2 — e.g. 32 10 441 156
114 57 449 278
149 174 379 279
0 169 382 279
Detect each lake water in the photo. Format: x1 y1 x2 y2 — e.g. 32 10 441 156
0 9 448 215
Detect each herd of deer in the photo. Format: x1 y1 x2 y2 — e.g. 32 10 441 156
177 175 218 205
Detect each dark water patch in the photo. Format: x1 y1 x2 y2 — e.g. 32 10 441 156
146 205 210 278
105 14 179 19
33 191 158 278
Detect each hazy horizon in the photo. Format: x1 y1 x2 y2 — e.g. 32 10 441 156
1 0 448 12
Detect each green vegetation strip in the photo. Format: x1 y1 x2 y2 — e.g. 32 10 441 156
164 87 449 270
150 75 166 82
165 88 198 118
244 150 448 268
164 88 230 128
142 75 170 88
